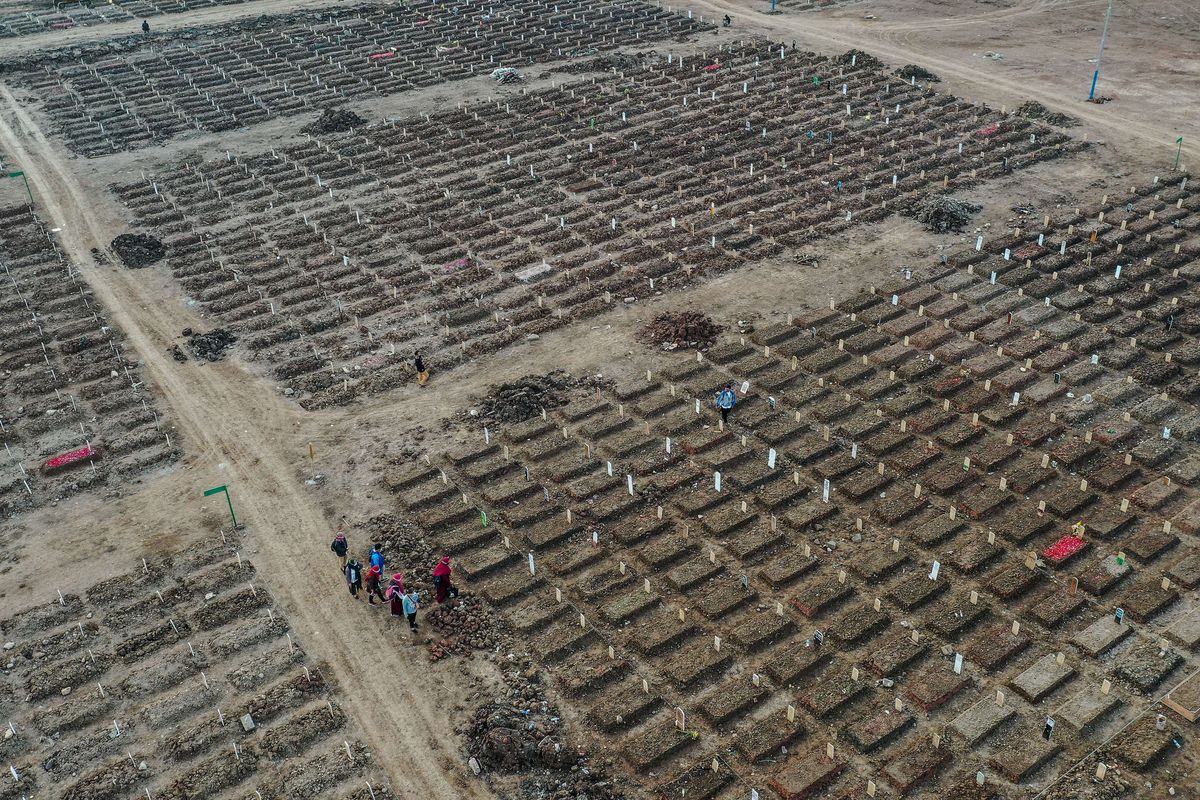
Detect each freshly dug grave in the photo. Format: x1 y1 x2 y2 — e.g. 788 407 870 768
184 328 237 361
900 195 982 233
463 656 623 799
837 49 884 68
302 107 367 135
1016 100 1078 128
471 370 574 424
111 233 166 268
639 310 722 350
896 64 940 82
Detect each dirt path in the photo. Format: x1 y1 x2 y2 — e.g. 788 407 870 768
0 81 493 800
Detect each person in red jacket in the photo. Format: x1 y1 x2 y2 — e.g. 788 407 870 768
364 564 386 606
385 573 406 618
432 556 456 604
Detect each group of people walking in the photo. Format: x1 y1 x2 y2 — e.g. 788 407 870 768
331 523 458 637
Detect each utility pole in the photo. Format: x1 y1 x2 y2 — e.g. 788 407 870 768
1088 0 1115 101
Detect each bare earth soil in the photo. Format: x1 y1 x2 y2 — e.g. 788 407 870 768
1 0 1199 799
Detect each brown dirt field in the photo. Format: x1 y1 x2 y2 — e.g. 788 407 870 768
1 0 1200 798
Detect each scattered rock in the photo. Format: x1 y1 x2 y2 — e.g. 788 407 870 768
240 714 256 732
110 233 166 268
301 106 367 135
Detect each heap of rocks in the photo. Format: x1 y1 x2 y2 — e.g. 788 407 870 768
639 310 721 350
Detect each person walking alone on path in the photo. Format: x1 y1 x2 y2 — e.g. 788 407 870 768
369 543 385 575
401 588 422 635
715 383 737 425
432 555 456 604
364 564 386 606
141 19 150 34
415 351 429 386
345 558 363 600
330 522 349 569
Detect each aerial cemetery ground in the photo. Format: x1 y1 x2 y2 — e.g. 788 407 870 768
1 0 1198 798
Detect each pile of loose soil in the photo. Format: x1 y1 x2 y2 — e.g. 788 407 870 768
472 370 574 424
639 310 721 350
1016 100 1078 128
900 194 982 233
896 64 940 82
301 107 367 135
426 595 504 660
464 657 622 799
110 233 166 268
837 49 884 68
184 328 237 361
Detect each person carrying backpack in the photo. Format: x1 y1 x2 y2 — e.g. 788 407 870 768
715 383 737 425
345 559 363 600
369 543 385 575
385 573 407 617
330 524 349 569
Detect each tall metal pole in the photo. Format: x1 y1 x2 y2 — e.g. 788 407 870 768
1088 0 1115 100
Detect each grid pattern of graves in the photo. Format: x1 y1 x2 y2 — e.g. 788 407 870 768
0 536 391 799
0 0 254 38
111 43 1081 411
14 0 709 156
385 182 1200 799
0 202 178 516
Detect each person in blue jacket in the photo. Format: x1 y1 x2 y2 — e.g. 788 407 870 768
715 384 737 425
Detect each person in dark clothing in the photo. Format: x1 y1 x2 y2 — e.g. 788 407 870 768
345 559 363 599
722 14 731 26
141 19 150 34
432 556 456 604
364 564 386 605
330 524 349 569
385 573 406 617
415 351 429 386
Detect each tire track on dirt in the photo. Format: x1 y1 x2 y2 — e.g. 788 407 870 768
0 81 493 800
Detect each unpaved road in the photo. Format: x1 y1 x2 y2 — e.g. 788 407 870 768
0 83 493 800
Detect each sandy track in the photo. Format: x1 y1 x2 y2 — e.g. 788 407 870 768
0 82 491 800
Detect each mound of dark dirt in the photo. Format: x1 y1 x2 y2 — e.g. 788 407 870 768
900 194 982 233
464 657 623 799
639 310 721 350
837 49 883 69
302 107 367 135
110 233 166 268
473 370 573 424
1016 100 1078 128
896 64 940 82
184 328 237 361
